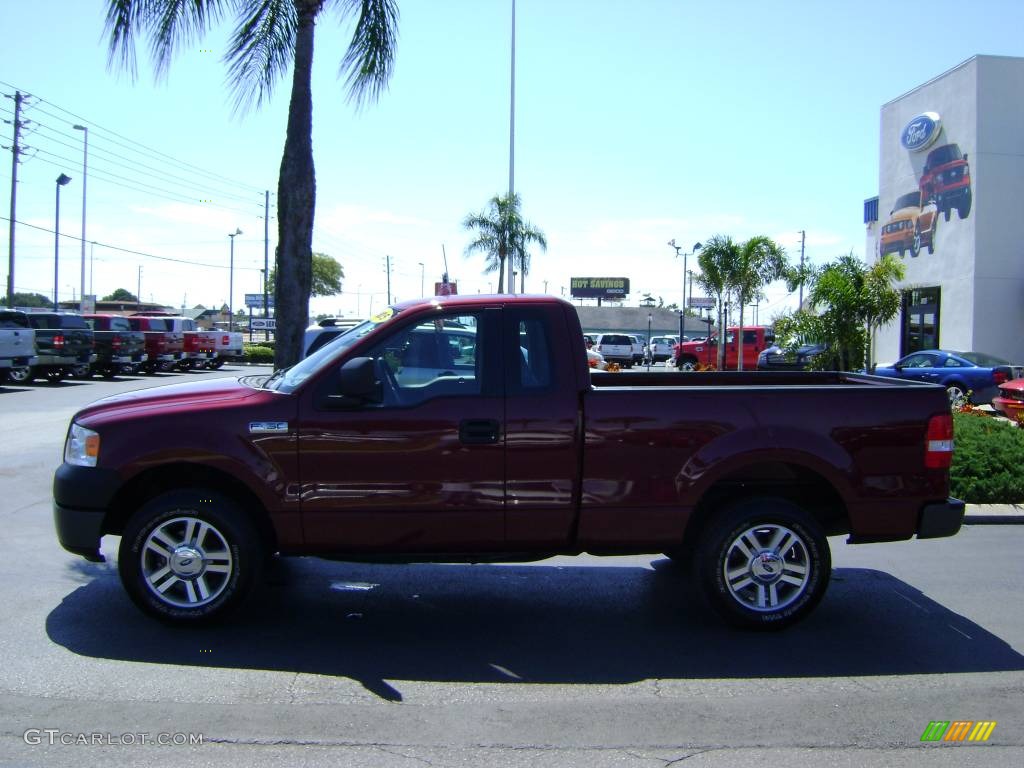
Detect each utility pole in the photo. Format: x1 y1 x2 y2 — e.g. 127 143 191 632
6 91 24 308
385 255 392 305
798 229 806 311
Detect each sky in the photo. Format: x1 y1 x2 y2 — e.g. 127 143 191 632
2 0 1022 322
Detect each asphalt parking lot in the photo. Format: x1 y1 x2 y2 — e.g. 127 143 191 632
0 365 1021 767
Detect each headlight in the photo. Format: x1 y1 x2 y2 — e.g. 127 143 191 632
65 423 100 467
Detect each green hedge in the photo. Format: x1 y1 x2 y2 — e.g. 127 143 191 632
243 343 275 364
950 412 1024 503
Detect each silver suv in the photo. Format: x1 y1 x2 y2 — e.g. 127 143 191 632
594 333 634 367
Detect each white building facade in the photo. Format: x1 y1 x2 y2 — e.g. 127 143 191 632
868 55 1024 366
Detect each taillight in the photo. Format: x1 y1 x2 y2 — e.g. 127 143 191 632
222 335 230 345
111 335 122 351
53 334 65 349
925 413 954 469
993 369 1009 386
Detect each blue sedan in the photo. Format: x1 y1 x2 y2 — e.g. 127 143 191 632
873 350 1023 405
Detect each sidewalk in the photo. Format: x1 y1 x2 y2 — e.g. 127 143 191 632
964 503 1024 524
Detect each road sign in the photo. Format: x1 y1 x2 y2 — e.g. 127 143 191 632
250 318 276 330
688 297 715 309
244 293 275 309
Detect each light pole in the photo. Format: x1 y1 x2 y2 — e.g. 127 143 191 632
53 173 72 310
228 228 242 331
72 125 88 310
646 312 653 371
418 261 425 297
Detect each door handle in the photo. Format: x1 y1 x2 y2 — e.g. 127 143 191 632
459 419 500 445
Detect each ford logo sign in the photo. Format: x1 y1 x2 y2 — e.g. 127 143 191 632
901 112 941 152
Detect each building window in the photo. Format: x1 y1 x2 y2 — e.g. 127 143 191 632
900 287 941 356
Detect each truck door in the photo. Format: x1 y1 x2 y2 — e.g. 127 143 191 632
296 307 506 553
503 305 581 547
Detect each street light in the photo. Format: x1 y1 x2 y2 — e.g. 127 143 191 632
646 312 653 371
667 239 701 348
418 261 425 297
53 173 72 310
72 124 88 311
228 228 242 331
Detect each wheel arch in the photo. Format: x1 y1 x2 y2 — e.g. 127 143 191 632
104 463 278 554
680 458 850 556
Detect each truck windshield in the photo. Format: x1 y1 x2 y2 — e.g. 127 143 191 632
263 309 401 393
894 191 921 210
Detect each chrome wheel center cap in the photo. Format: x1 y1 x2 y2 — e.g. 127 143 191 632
751 551 784 583
170 546 204 577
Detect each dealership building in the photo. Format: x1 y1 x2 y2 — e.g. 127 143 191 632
865 55 1024 366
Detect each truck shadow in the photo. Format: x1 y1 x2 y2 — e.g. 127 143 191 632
47 558 1024 702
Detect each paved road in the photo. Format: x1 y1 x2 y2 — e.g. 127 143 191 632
0 368 1021 767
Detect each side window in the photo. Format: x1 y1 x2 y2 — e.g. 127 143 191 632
743 330 759 345
364 313 482 406
943 357 963 368
515 316 553 391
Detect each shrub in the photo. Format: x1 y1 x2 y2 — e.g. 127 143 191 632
243 344 275 364
950 411 1024 503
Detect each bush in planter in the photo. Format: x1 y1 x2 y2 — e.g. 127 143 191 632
950 411 1024 503
243 344 275 364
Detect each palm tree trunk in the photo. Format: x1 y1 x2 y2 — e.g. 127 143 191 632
497 246 506 293
273 1 318 369
736 294 746 371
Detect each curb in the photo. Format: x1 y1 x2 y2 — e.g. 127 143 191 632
964 514 1024 525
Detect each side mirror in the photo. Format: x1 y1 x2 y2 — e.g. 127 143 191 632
330 356 382 407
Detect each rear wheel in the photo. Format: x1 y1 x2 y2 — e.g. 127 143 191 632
6 366 33 384
695 497 830 630
678 357 698 372
118 488 263 624
946 384 968 407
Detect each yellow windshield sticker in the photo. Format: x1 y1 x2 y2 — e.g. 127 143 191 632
370 308 394 323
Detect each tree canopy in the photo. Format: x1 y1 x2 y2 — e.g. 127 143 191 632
268 252 344 298
102 288 138 302
104 0 400 369
774 253 906 372
463 194 547 293
0 292 51 308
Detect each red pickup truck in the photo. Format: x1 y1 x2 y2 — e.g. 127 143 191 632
54 295 963 629
675 326 774 371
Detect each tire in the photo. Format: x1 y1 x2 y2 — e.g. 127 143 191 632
695 497 830 630
910 230 920 258
70 364 92 380
118 488 263 624
209 358 226 369
45 369 65 383
946 384 968 407
679 357 698 372
6 366 33 384
957 190 972 219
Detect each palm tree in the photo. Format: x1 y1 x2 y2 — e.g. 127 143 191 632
693 235 787 370
104 0 400 369
693 235 733 370
728 235 787 370
463 194 547 293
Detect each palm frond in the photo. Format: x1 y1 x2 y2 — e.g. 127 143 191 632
224 0 297 113
336 0 400 109
104 0 227 79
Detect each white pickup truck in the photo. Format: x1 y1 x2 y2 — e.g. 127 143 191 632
0 309 38 383
206 329 245 368
131 313 244 369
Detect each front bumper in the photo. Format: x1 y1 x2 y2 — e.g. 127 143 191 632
52 463 122 561
917 497 965 539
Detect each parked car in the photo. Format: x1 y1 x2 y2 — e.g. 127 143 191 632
12 311 95 383
675 326 775 371
0 309 37 383
133 313 218 369
992 378 1024 422
83 315 149 377
919 142 972 221
757 343 827 371
54 295 963 630
593 333 634 367
880 190 937 258
303 317 365 358
125 316 185 373
649 335 679 363
872 350 1023 405
628 334 646 366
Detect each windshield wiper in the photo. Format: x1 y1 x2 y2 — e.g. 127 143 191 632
262 366 290 390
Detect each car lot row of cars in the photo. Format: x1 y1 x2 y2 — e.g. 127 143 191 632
0 309 244 384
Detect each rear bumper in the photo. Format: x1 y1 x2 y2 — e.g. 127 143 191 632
917 497 965 539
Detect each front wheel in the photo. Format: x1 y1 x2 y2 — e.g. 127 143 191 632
678 357 698 372
695 497 830 630
6 366 33 384
118 489 263 624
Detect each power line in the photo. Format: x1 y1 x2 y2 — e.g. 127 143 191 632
1 214 262 272
0 80 267 196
